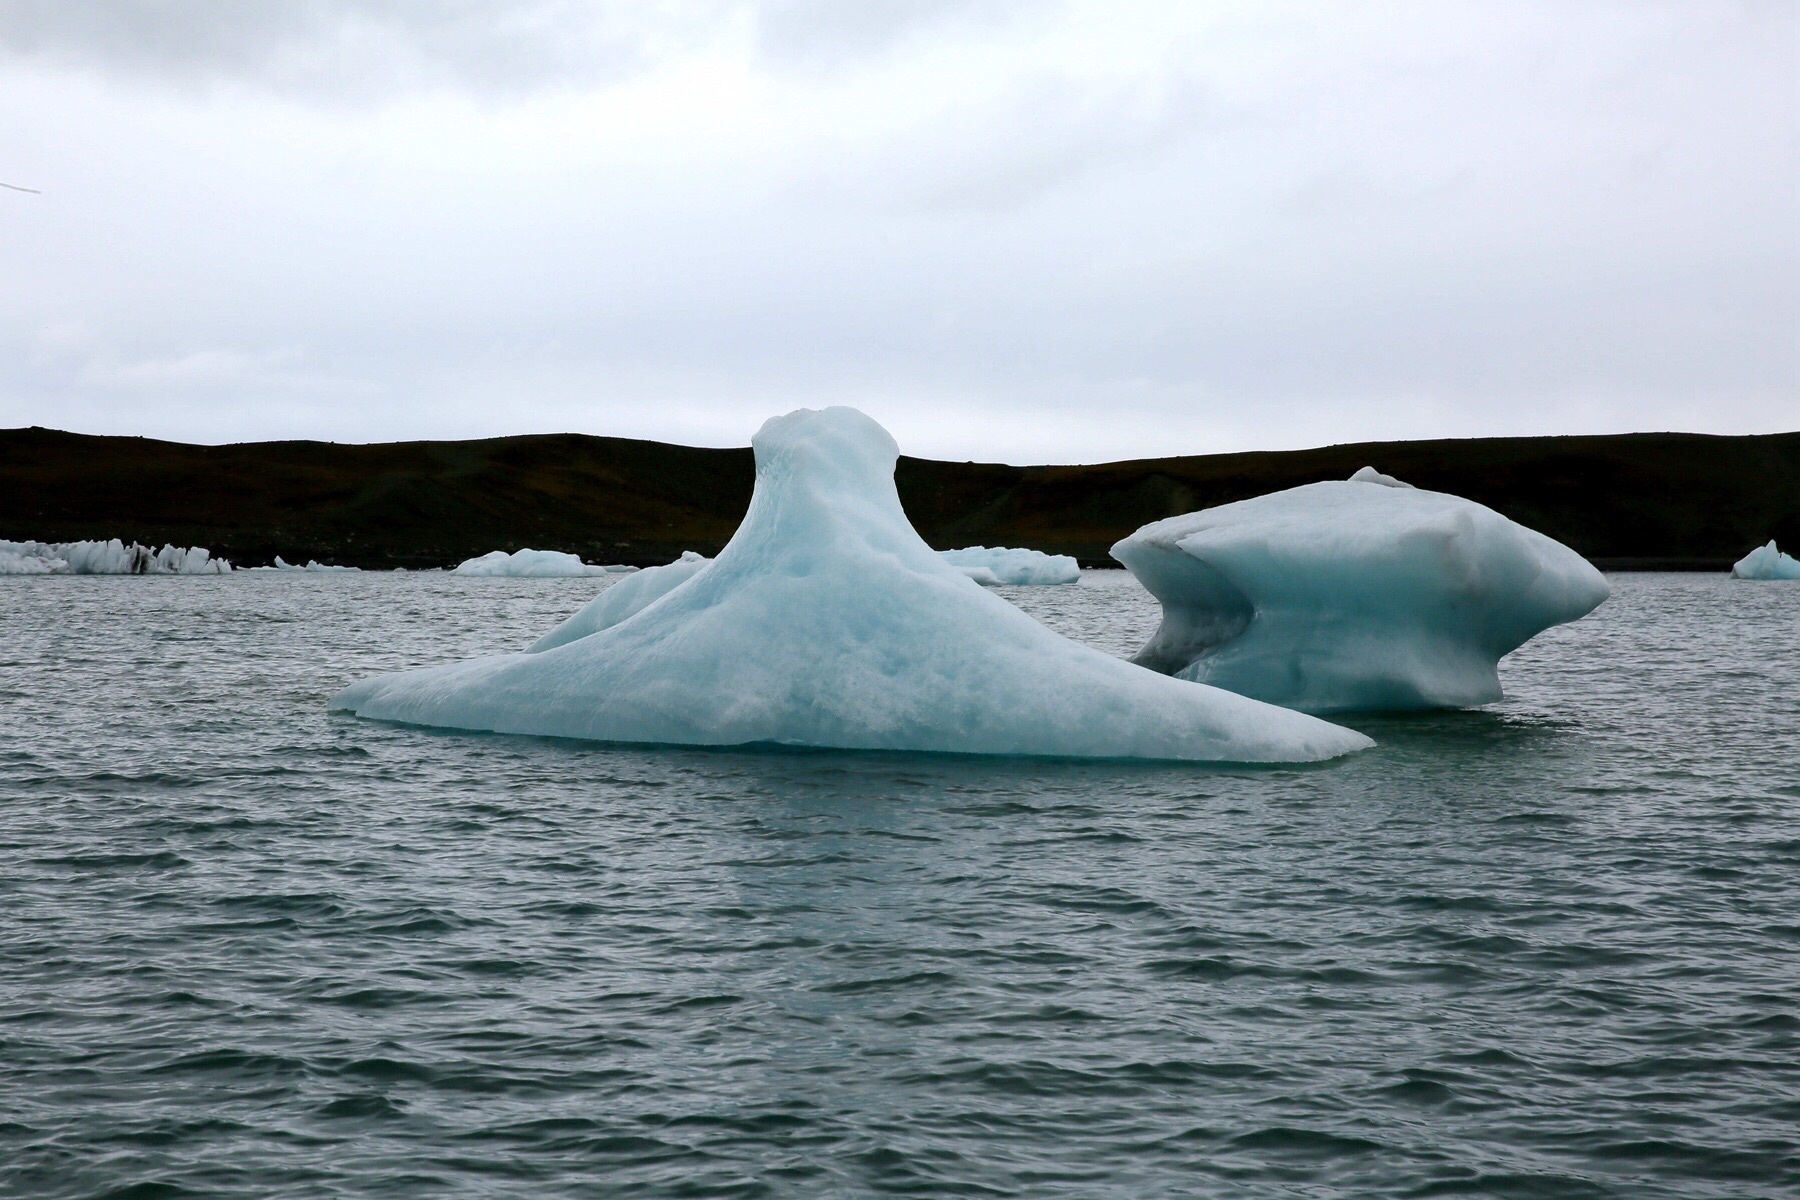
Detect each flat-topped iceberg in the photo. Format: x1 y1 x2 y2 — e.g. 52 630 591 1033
452 549 633 578
1731 540 1800 580
0 538 231 575
334 408 1369 762
939 546 1080 586
1112 468 1610 712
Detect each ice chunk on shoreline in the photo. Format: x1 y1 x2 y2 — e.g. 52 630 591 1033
1731 540 1800 580
1112 473 1609 712
334 408 1369 763
529 552 712 652
451 549 632 578
939 546 1080 586
0 539 230 575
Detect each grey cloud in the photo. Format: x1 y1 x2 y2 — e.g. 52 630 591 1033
752 0 1040 70
0 0 1043 100
0 0 724 99
897 74 1217 214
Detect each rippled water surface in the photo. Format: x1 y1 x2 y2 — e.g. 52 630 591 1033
3 571 1798 1199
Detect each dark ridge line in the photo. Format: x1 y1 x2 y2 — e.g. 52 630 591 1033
3 425 1796 571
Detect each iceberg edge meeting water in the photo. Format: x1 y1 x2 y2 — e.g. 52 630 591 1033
331 407 1370 763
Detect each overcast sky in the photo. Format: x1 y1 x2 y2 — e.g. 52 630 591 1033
1 1 1794 463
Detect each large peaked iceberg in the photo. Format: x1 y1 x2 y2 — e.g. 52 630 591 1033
333 408 1369 762
1112 469 1610 712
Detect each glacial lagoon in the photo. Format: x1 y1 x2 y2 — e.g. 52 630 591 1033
3 570 1797 1198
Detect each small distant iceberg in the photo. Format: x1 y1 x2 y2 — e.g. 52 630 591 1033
1112 467 1610 712
939 546 1080 586
270 556 359 573
1347 465 1414 488
0 538 231 575
451 549 635 578
333 407 1369 763
1731 540 1800 580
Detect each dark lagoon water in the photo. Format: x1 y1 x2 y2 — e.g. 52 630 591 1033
3 570 1797 1199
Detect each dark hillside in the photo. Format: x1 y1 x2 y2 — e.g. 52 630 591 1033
2 426 1795 570
896 431 1800 570
0 428 755 569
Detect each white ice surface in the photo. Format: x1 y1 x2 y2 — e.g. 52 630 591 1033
451 549 632 578
529 552 712 652
0 549 58 574
334 407 1369 762
1731 540 1800 580
938 546 1080 586
1112 470 1610 712
1348 465 1414 488
0 539 231 574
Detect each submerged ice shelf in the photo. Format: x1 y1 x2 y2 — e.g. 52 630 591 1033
1113 468 1610 712
1732 540 1800 581
333 408 1369 763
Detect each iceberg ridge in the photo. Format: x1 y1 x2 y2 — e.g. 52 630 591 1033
529 552 712 652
